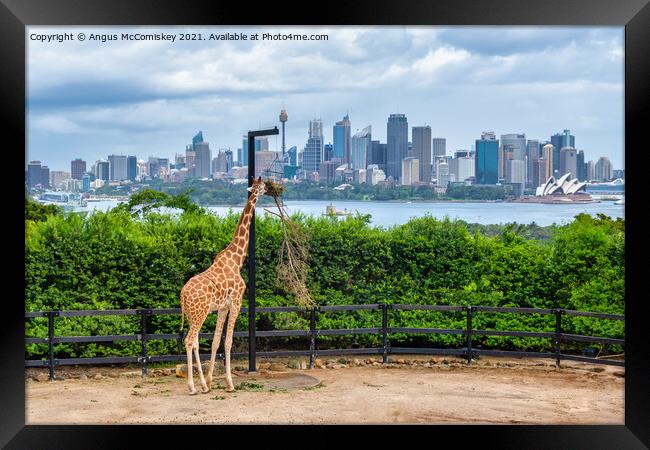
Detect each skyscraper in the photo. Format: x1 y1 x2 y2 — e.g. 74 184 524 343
506 159 526 184
107 155 127 181
192 131 204 147
401 157 419 186
542 144 554 176
333 114 351 163
350 126 371 170
595 156 613 181
369 141 387 172
475 131 499 185
387 114 408 181
174 154 186 170
432 138 446 158
287 146 298 166
71 158 86 180
412 126 432 183
536 158 549 186
213 151 228 174
185 148 196 176
319 160 338 184
193 141 212 178
551 130 575 176
576 150 586 181
255 151 281 178
82 173 91 192
27 161 44 188
587 160 596 181
437 161 453 187
95 160 109 181
499 135 524 183
450 153 475 182
303 119 324 173
224 149 233 172
526 140 541 188
501 134 526 161
279 109 288 156
127 156 137 181
559 147 578 178
324 144 334 162
49 171 69 189
241 136 265 166
147 157 161 178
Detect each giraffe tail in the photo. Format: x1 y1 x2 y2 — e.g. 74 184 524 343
179 294 185 332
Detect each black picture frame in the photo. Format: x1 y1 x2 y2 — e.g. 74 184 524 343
2 0 648 448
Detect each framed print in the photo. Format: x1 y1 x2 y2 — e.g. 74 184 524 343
2 0 649 448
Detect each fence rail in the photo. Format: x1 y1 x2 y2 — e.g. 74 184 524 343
24 304 625 380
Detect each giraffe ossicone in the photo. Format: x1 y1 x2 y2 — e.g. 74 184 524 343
179 177 266 395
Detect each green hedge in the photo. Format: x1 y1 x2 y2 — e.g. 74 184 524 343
25 199 624 359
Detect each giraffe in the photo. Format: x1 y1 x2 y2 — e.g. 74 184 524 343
179 176 266 395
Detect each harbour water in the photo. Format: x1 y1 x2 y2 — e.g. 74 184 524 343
74 199 624 228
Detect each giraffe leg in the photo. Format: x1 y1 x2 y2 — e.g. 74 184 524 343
224 305 241 392
206 307 229 389
193 336 209 393
185 325 199 395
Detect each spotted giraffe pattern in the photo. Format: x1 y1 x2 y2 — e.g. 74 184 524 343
179 177 266 394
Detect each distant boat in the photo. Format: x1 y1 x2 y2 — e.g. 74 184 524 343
324 204 352 217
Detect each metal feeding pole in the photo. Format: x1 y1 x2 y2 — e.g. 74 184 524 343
247 126 279 373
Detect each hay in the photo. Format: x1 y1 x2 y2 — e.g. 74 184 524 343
263 180 315 309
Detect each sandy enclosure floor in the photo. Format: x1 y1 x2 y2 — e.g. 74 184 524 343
25 356 624 425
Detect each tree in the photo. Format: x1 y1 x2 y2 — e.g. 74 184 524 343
25 197 61 222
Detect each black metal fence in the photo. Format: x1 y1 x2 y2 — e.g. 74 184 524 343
25 304 625 381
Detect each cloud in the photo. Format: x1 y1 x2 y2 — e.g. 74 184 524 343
30 116 83 133
26 26 624 170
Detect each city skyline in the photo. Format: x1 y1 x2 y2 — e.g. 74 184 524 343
27 26 624 171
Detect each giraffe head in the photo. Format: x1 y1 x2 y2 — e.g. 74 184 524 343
247 176 267 200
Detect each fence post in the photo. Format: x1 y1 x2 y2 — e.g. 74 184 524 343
381 304 389 364
138 309 151 377
309 307 317 369
466 306 474 364
46 311 58 381
554 309 563 367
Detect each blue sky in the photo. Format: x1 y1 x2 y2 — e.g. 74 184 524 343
27 26 624 171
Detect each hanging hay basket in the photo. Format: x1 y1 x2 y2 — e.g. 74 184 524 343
264 180 315 309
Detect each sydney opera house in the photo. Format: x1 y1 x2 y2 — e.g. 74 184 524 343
519 173 593 203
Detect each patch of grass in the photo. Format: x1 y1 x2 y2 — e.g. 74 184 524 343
302 382 325 391
159 389 171 394
133 384 142 389
131 390 141 396
211 395 226 400
90 399 98 403
269 387 288 393
212 383 226 390
236 381 264 391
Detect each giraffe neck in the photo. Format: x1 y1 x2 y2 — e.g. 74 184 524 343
223 192 259 268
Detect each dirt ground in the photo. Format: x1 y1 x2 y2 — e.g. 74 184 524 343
25 355 624 425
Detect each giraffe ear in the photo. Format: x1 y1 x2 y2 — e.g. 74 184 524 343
247 187 253 192
258 176 262 182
